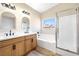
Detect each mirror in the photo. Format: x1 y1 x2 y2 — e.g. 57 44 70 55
22 17 30 33
0 12 16 32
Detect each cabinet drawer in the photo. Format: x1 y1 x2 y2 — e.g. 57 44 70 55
25 35 32 39
25 34 37 39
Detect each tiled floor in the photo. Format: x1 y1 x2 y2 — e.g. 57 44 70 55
27 51 45 56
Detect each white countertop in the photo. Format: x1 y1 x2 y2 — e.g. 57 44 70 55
0 32 37 41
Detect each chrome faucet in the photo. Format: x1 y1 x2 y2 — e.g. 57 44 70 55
5 30 14 36
9 30 11 36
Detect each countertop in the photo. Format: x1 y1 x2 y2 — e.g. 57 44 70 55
0 32 37 41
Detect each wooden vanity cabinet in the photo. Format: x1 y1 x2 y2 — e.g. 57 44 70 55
0 34 37 56
0 37 25 56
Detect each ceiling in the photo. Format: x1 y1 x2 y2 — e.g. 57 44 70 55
25 2 58 13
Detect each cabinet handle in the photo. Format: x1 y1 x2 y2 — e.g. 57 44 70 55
32 39 33 42
13 45 16 50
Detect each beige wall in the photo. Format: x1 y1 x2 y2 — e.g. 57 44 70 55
15 3 41 32
41 3 79 19
0 3 41 33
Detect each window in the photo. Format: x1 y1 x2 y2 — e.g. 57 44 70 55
42 18 56 28
41 18 56 34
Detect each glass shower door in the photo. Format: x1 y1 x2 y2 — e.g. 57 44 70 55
56 8 78 53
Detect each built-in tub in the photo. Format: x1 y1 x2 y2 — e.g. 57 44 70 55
37 33 56 52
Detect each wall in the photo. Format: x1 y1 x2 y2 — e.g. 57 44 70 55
41 3 79 19
15 3 41 32
0 3 41 34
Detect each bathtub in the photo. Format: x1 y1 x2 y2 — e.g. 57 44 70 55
37 33 56 52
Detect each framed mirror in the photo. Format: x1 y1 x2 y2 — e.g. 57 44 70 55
0 12 16 32
22 17 30 33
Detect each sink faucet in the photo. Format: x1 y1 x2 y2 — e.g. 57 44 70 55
9 30 11 36
5 30 14 36
9 30 14 36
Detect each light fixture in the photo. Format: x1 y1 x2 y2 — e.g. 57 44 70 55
1 3 16 10
22 10 30 15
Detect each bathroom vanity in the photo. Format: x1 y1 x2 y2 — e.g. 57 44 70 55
0 33 37 56
0 3 38 56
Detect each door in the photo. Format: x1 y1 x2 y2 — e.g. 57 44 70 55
12 41 25 56
0 45 12 56
25 38 32 53
57 9 77 53
32 35 37 49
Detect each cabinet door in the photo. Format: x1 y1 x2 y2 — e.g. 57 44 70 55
25 39 32 53
0 45 12 56
12 41 25 56
32 36 37 49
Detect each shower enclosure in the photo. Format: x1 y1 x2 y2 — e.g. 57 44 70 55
56 8 79 55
